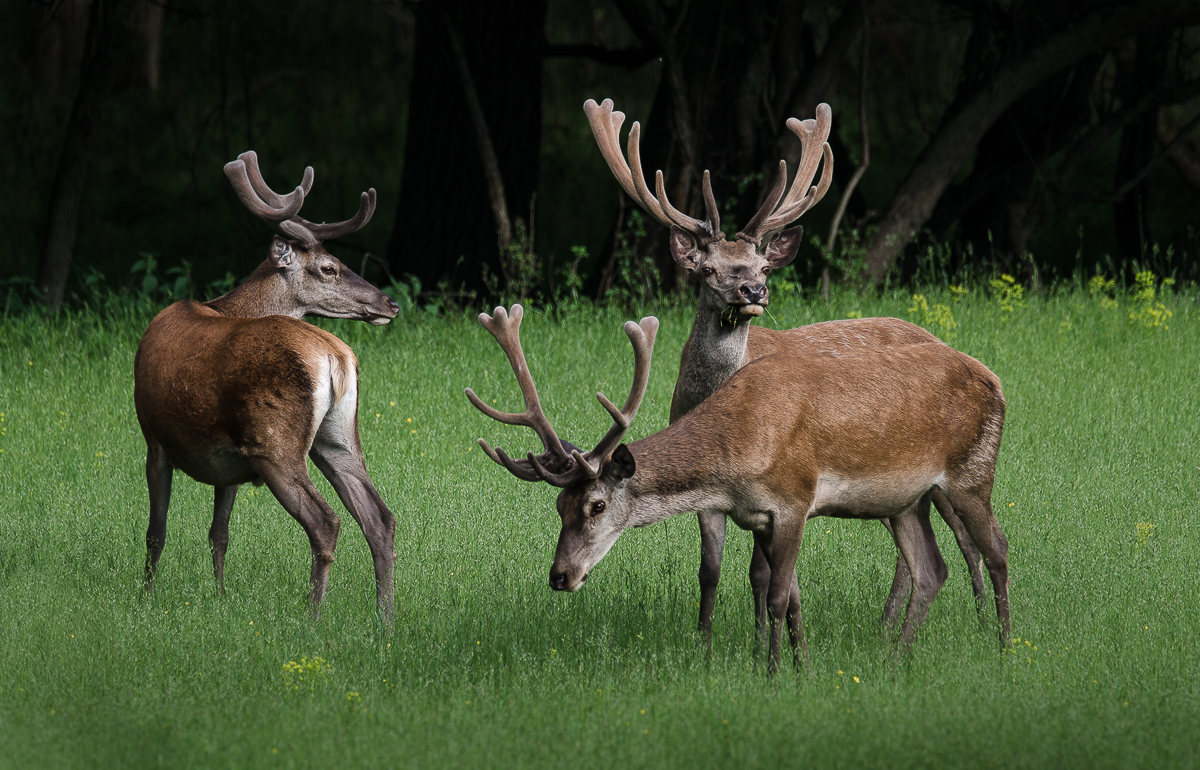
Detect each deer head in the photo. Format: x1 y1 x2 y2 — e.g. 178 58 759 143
465 305 659 590
584 99 833 320
223 151 398 324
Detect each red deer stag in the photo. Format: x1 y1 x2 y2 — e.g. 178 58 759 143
134 151 400 620
584 98 990 639
467 306 1009 673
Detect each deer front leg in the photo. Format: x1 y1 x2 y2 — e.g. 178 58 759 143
696 510 726 645
310 442 397 625
209 485 238 595
143 438 173 595
255 460 342 616
756 516 806 676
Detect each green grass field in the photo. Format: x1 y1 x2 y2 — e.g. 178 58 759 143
1 281 1197 768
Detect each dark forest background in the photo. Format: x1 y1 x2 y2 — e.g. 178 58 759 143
7 0 1200 312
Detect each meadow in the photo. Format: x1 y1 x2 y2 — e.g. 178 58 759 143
0 277 1197 768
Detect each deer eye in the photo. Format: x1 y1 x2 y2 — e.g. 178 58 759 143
590 500 606 516
762 266 771 273
700 266 716 277
320 265 337 277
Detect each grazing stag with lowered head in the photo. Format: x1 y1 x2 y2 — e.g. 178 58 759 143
467 306 1010 673
585 98 991 640
134 151 400 620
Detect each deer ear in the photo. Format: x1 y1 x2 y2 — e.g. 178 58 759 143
764 226 803 268
269 236 294 268
604 444 636 481
669 225 702 269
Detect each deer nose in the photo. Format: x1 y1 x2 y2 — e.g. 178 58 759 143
549 570 569 591
740 283 768 304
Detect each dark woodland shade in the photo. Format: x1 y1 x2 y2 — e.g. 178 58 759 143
14 0 1200 313
388 0 547 295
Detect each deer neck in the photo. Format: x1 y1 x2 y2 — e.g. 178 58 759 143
672 293 753 419
204 262 302 319
622 429 739 528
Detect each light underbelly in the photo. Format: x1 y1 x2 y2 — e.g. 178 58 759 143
811 470 942 519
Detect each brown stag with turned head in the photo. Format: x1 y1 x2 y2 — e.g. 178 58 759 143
134 151 400 620
584 98 991 639
467 306 1010 673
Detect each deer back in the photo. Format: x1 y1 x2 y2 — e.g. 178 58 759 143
671 316 940 423
745 317 939 358
641 343 1004 508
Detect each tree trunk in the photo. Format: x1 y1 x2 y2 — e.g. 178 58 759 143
1159 108 1200 195
860 0 1200 285
386 0 546 298
1113 33 1168 265
37 0 139 312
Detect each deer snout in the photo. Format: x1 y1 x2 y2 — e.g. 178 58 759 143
366 294 401 325
739 283 768 305
549 567 586 592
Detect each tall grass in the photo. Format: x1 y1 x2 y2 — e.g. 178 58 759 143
0 281 1197 768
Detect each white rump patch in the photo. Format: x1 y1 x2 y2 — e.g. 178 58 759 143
309 353 359 450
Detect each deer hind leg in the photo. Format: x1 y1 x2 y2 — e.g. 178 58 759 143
786 571 807 669
143 438 173 596
254 460 341 616
749 539 772 647
943 486 1010 643
755 514 807 677
879 518 912 630
889 495 949 647
209 485 238 595
696 510 726 645
309 440 397 625
931 489 987 619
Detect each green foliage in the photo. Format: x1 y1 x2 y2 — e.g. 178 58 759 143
488 216 541 305
383 274 424 318
814 228 870 286
906 293 957 339
1086 269 1179 331
281 656 332 693
604 209 663 310
1 286 1199 767
1128 271 1175 330
989 273 1026 318
551 245 589 315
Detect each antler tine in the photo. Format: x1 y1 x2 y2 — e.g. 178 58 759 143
573 314 662 477
237 150 314 208
655 169 719 239
584 98 715 242
465 305 576 482
584 99 670 226
473 439 545 482
774 104 833 211
736 161 788 245
224 158 306 222
294 188 378 242
737 103 834 245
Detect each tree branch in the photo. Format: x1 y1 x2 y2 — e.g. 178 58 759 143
444 12 511 250
543 42 660 67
